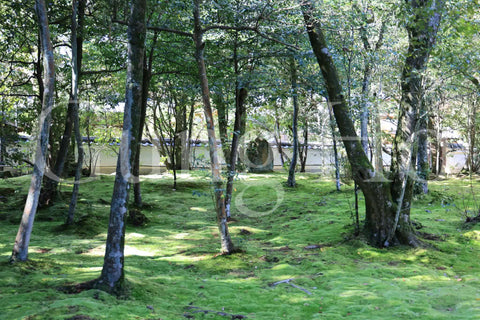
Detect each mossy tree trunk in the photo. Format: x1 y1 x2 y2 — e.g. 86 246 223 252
11 0 55 262
302 0 443 247
94 0 145 295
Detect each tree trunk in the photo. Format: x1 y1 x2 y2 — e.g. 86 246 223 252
193 0 234 254
184 102 195 170
225 33 248 218
40 102 74 206
302 0 443 247
10 0 55 262
414 100 429 194
299 117 308 173
466 76 480 173
390 0 444 234
133 33 156 207
94 0 145 295
373 109 384 173
327 101 341 191
287 57 299 187
214 92 231 164
225 87 248 218
41 0 85 207
66 0 85 225
274 103 286 166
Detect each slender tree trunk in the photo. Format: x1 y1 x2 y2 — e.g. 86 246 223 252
360 63 371 156
193 0 234 254
10 0 55 262
225 33 248 218
299 118 308 173
274 104 286 166
327 101 341 191
66 0 85 225
133 33 156 207
287 57 299 187
94 0 145 295
185 102 195 170
225 87 248 218
174 96 187 171
40 103 74 205
214 93 231 164
466 76 480 173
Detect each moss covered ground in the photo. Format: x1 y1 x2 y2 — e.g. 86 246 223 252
1 172 480 319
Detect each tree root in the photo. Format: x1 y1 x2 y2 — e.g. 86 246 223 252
270 278 312 295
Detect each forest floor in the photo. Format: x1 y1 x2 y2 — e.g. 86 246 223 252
1 171 480 319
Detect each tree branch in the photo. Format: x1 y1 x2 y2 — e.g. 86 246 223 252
147 25 193 38
81 67 125 76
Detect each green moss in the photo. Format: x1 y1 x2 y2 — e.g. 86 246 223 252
1 173 480 319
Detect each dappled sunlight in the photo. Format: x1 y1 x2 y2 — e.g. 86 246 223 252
126 232 145 240
189 206 207 212
173 232 190 239
125 245 155 257
84 245 105 257
3 173 480 319
157 253 212 263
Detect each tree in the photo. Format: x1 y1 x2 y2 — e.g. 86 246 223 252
302 0 444 247
93 0 146 295
66 0 85 225
10 0 55 262
193 0 235 254
287 56 299 187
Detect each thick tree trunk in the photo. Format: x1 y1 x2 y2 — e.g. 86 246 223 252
373 110 384 173
94 0 145 295
66 0 84 225
414 100 429 195
287 57 299 187
302 1 443 247
390 0 444 230
193 0 234 254
10 0 55 262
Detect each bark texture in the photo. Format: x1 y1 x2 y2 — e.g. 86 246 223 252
11 0 55 262
94 0 145 295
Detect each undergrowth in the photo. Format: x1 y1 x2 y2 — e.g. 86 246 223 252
0 172 480 319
